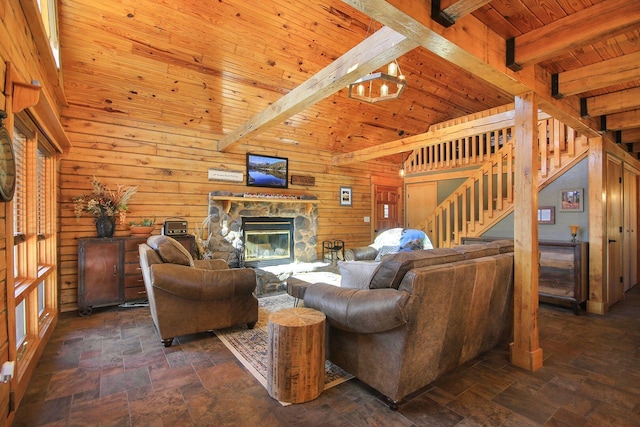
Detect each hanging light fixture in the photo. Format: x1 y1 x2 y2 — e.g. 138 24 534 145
348 21 407 104
399 152 406 177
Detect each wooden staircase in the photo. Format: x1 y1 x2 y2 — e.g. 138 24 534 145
409 117 589 248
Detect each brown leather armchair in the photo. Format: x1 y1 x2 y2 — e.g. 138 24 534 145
139 235 258 347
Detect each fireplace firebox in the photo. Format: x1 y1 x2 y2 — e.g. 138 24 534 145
242 217 294 268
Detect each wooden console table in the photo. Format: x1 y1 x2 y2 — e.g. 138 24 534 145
462 237 588 314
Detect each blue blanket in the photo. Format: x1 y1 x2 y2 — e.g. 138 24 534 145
399 229 428 251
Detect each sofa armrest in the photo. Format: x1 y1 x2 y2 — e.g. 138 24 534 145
304 283 412 334
344 246 378 261
150 264 256 300
193 259 229 270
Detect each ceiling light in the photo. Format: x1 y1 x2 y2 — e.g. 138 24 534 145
348 60 406 104
347 22 407 104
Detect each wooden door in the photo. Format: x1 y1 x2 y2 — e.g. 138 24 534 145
623 167 638 292
373 178 403 233
406 182 437 230
374 185 401 232
606 156 624 306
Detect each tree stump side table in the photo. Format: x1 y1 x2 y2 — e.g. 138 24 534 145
267 307 326 403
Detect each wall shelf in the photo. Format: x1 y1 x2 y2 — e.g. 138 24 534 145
210 196 316 215
4 62 42 113
12 81 41 113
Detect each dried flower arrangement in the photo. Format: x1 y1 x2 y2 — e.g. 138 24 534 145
73 176 138 224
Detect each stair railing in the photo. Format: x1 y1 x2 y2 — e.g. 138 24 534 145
417 118 588 248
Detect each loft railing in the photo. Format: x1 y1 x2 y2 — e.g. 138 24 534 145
405 127 512 173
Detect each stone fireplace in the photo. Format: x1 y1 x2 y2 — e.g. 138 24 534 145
205 191 318 269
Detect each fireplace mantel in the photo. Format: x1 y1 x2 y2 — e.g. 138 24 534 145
210 196 315 215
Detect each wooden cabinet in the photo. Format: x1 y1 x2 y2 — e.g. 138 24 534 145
78 235 195 315
462 238 588 314
537 241 588 314
78 239 122 315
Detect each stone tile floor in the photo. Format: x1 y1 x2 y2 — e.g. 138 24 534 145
13 286 640 426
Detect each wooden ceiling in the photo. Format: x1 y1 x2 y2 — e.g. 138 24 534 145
58 0 640 162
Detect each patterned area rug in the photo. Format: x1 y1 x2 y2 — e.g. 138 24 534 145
214 293 352 404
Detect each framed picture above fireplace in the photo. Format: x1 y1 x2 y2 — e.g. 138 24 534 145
246 153 289 189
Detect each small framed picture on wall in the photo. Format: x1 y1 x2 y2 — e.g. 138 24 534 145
537 206 555 224
559 188 583 212
340 187 352 206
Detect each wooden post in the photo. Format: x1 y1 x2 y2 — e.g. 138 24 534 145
510 92 543 372
267 307 325 403
586 136 607 314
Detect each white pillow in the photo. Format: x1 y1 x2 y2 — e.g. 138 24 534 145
338 261 381 289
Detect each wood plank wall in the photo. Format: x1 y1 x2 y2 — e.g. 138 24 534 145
58 108 399 312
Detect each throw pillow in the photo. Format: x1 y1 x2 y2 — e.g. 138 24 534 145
147 235 194 267
338 261 381 289
374 245 401 261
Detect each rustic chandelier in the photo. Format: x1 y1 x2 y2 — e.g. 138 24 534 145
348 21 407 104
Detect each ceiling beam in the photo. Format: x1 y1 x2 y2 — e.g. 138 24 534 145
583 87 640 118
217 26 418 151
553 51 640 98
606 109 640 131
431 0 492 27
507 0 640 70
622 128 640 145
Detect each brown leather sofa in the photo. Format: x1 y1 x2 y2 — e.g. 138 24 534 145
304 240 514 409
139 235 258 347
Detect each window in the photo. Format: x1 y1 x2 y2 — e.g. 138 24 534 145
15 300 26 353
37 281 45 317
36 0 60 68
10 114 58 384
12 126 28 279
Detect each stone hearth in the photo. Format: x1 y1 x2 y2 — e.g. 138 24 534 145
205 192 319 269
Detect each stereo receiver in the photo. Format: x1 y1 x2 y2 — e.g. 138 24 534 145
163 219 188 236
